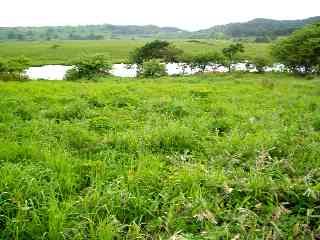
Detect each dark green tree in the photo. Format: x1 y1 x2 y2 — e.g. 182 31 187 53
129 40 183 65
272 22 320 74
248 56 272 73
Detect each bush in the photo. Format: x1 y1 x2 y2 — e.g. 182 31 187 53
64 68 81 81
140 59 167 78
64 54 112 80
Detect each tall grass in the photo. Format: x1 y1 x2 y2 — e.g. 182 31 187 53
0 73 319 239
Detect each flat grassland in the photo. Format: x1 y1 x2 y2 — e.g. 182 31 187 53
0 73 320 239
0 40 270 65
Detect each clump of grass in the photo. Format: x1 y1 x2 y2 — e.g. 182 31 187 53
190 90 211 99
147 123 198 153
155 101 189 119
89 116 115 132
209 118 231 136
261 78 276 89
45 101 90 121
111 96 138 108
87 96 106 108
312 115 320 131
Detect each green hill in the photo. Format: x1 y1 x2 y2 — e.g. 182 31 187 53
196 16 320 39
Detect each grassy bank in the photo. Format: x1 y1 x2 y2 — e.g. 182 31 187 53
0 73 320 239
0 40 270 66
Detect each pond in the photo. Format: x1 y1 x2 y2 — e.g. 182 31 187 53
25 63 286 80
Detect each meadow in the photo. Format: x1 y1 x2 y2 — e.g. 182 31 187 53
0 73 320 239
0 40 270 65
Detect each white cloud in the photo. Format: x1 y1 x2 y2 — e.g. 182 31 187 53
1 0 319 30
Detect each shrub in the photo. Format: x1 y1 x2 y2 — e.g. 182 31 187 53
64 54 112 80
140 59 167 78
64 68 81 81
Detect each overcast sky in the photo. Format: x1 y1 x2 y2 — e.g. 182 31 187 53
1 0 319 31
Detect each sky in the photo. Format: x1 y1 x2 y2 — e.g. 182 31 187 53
1 0 319 31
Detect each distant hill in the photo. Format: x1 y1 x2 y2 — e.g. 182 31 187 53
0 24 189 41
0 16 319 41
195 16 320 39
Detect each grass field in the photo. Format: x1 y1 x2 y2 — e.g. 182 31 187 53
0 40 271 66
0 73 320 239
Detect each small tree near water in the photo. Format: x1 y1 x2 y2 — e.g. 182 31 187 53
0 56 30 81
65 54 112 80
222 43 244 72
141 59 167 78
188 52 225 73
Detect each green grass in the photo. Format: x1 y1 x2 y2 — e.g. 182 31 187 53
0 73 320 239
0 40 270 65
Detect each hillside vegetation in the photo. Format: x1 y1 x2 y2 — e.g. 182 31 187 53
0 74 320 239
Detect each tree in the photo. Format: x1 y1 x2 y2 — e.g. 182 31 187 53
249 56 272 73
65 54 112 80
140 59 167 78
7 56 31 75
222 43 245 72
272 22 320 75
188 52 225 73
0 57 30 81
129 40 183 65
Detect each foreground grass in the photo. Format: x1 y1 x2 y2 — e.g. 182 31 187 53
0 40 270 65
0 73 320 239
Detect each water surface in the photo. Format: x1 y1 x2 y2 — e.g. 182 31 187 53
25 63 285 80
